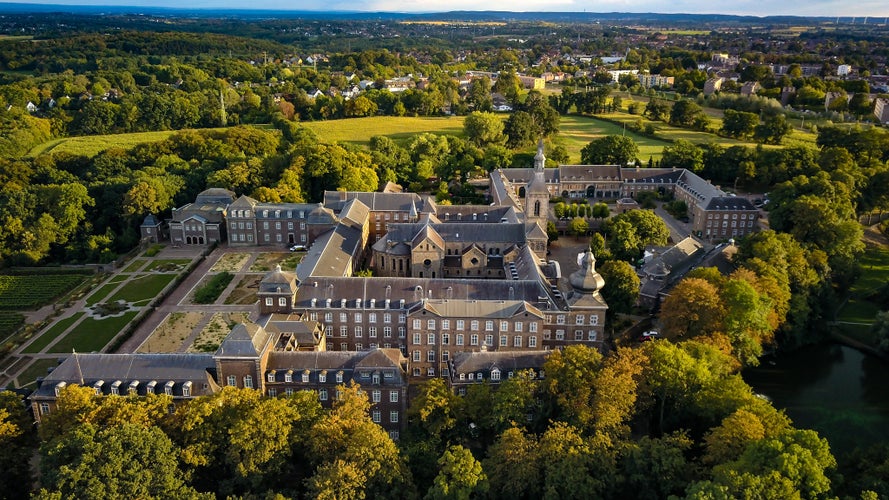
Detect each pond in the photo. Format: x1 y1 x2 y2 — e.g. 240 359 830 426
744 343 889 455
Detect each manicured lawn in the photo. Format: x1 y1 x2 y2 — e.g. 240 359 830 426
22 313 84 354
302 116 466 147
557 114 671 164
16 358 59 388
85 282 120 306
108 274 176 303
49 311 137 353
122 259 147 273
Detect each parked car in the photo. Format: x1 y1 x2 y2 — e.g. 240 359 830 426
639 330 660 342
289 245 306 252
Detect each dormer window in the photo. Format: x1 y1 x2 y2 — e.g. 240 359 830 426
165 381 175 396
54 381 66 397
319 370 327 383
182 381 192 397
93 380 104 395
146 380 157 394
110 380 122 396
267 371 276 383
491 369 501 381
128 380 139 395
336 371 344 383
302 370 310 383
285 370 293 383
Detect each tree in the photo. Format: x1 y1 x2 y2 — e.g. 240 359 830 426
580 136 639 166
39 423 208 500
504 111 537 149
875 311 889 354
721 109 759 139
661 139 704 172
606 218 642 262
568 217 589 237
660 278 725 340
617 432 694 500
644 99 670 121
599 260 641 315
543 345 604 429
0 391 34 500
754 112 792 145
344 95 378 117
669 100 705 127
546 221 559 242
425 445 487 500
484 427 541 500
592 202 610 219
463 111 505 147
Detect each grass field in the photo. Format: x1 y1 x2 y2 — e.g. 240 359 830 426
29 130 186 157
836 246 889 325
49 311 137 353
85 282 121 306
107 274 176 304
17 358 59 388
122 259 147 273
22 313 84 354
301 116 466 147
556 114 672 163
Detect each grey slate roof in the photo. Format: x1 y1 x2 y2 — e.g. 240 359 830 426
216 323 271 358
195 188 235 205
381 222 528 246
416 299 544 319
141 214 160 227
30 353 218 399
293 277 556 311
295 223 363 280
260 265 297 294
704 197 757 211
323 191 433 213
450 351 550 375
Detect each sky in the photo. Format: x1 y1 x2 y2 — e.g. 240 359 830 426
10 0 889 17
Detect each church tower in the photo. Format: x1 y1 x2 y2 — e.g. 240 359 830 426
524 138 549 229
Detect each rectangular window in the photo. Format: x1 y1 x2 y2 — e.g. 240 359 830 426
265 297 273 306
576 315 584 325
340 313 348 322
500 321 509 331
354 313 362 322
319 373 327 383
500 335 508 347
485 321 494 331
485 334 493 346
390 390 399 403
413 319 421 329
267 372 275 383
399 314 406 324
301 372 309 383
442 333 450 345
279 297 287 306
427 319 436 330
384 326 392 338
372 410 381 423
244 376 254 388
556 330 565 340
390 411 399 423
530 322 538 332
427 367 435 377
268 388 277 397
413 333 421 345
441 320 450 330
515 322 523 332
340 326 348 337
412 350 421 362
369 327 377 338
442 351 449 362
575 330 584 341
369 313 377 323
427 333 436 345
557 315 566 325
470 334 479 345
227 375 237 387
372 390 381 403
319 389 328 401
529 336 538 348
398 327 406 338
588 331 598 341
336 372 344 383
384 313 392 323
324 312 333 322
456 320 465 330
456 334 465 346
514 336 522 347
427 350 436 362
355 326 363 337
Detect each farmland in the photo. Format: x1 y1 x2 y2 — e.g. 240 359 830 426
0 274 89 310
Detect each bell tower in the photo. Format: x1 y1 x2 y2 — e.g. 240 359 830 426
524 138 549 229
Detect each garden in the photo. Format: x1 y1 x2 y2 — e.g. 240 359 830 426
0 273 90 310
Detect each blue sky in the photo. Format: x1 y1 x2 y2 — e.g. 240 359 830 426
12 0 889 17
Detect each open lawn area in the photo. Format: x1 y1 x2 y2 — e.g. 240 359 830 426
29 130 188 158
122 259 147 273
16 358 58 388
107 273 176 304
49 311 137 353
557 114 671 163
836 245 889 326
85 282 120 306
302 116 466 147
22 313 84 354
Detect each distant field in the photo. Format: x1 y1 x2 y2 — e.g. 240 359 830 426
29 130 185 157
557 114 671 163
302 116 466 146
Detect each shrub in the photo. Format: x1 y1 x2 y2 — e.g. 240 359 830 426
193 272 234 304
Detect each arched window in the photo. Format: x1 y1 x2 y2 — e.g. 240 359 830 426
533 200 541 217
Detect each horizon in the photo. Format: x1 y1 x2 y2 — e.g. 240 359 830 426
3 1 889 18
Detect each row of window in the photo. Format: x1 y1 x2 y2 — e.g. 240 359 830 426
308 311 598 330
230 209 309 219
542 330 598 341
546 314 600 326
312 312 407 324
409 319 543 332
706 213 756 220
411 333 539 348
